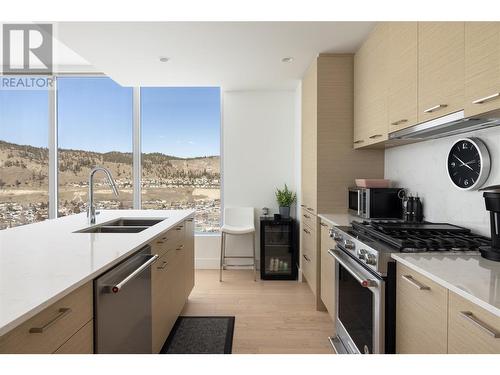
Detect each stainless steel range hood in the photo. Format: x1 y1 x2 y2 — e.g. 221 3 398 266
389 110 500 140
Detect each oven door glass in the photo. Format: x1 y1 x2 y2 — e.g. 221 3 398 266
338 262 373 353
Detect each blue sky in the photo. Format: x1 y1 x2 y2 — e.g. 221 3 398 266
0 77 220 158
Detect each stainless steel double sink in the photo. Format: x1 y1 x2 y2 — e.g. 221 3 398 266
75 218 166 233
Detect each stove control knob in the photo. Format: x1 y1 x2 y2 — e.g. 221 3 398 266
331 230 343 242
344 239 355 250
358 249 367 260
366 254 377 265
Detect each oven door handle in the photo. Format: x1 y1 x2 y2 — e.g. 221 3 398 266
328 248 378 288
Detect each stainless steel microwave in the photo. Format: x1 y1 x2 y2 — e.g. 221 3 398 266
348 187 403 219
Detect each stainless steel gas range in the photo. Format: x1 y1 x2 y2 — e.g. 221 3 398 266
328 220 490 354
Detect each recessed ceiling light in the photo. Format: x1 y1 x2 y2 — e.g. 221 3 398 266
159 57 170 63
281 57 294 63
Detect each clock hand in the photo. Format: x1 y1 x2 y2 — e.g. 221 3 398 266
453 154 474 171
464 160 477 165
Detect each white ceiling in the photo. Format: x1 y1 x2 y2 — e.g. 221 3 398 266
55 22 375 90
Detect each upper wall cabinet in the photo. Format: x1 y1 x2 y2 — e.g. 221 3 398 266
465 22 500 117
418 22 465 122
354 23 390 148
388 22 418 132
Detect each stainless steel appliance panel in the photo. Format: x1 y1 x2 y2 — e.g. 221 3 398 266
330 247 385 354
94 246 157 353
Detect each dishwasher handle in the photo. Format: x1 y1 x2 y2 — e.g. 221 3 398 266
110 254 159 294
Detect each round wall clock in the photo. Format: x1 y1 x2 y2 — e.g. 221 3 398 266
447 137 491 191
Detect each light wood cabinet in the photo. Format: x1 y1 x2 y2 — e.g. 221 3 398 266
151 217 194 353
0 282 93 354
448 291 500 354
396 263 448 354
54 320 93 354
418 22 465 122
354 23 390 148
388 22 418 132
320 221 335 322
465 22 500 117
301 54 384 310
301 211 318 296
301 59 318 213
184 218 195 299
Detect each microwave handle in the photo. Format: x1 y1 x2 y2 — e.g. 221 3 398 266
357 190 362 217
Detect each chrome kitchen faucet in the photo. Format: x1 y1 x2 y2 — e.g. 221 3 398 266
87 167 120 225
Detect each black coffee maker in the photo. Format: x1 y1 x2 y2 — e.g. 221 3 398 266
479 185 500 261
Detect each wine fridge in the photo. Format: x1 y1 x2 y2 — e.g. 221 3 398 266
260 216 297 280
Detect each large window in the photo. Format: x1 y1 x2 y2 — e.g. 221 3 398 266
0 80 49 229
141 87 221 233
57 77 133 216
0 76 221 233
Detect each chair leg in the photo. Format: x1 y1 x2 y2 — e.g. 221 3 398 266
219 232 225 282
253 232 257 281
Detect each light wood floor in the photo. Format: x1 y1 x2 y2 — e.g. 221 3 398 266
181 269 335 354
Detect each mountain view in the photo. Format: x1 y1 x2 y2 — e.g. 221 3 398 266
0 140 220 232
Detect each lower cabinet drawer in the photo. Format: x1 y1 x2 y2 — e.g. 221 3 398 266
301 208 317 230
0 282 93 354
302 250 317 295
54 320 93 354
301 224 316 254
448 292 500 354
151 223 187 257
152 251 183 353
396 263 448 354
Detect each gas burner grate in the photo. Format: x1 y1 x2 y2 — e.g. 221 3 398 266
352 220 491 253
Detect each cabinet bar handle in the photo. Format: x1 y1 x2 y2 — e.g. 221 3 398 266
401 275 430 290
303 228 311 234
300 204 306 208
424 104 448 113
176 245 184 251
354 139 365 144
307 207 314 212
320 222 328 227
29 308 72 333
472 93 500 105
459 311 500 338
369 134 383 139
391 119 408 126
303 254 310 262
303 214 311 219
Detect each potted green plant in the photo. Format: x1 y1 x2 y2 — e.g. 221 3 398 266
275 184 296 218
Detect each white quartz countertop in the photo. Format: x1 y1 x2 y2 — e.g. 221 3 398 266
318 211 355 227
0 209 195 336
392 253 500 317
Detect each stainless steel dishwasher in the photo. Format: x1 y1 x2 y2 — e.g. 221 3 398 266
94 246 158 353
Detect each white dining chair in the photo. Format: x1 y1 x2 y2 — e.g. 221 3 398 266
219 207 256 282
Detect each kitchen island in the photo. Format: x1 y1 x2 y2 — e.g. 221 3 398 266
0 209 195 353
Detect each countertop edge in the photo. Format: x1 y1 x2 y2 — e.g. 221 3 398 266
0 210 195 336
318 213 352 227
391 254 500 318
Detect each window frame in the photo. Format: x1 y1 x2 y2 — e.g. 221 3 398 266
45 74 222 234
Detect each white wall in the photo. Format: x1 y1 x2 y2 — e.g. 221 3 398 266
385 126 500 236
196 90 297 268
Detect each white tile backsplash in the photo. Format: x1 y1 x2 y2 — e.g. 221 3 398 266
385 126 500 236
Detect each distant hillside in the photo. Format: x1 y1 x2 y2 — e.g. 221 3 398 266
0 140 220 188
